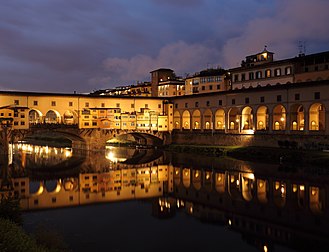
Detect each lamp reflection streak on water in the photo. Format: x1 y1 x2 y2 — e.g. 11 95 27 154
14 143 73 167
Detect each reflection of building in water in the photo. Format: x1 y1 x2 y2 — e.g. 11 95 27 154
6 165 173 210
166 166 329 251
2 160 329 251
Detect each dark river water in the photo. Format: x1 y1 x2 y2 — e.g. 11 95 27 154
7 143 329 252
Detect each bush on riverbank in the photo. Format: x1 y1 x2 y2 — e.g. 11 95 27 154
0 218 48 252
0 195 22 225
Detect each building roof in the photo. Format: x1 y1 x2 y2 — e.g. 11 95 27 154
150 68 174 73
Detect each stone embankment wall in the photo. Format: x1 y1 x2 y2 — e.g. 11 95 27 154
171 131 329 150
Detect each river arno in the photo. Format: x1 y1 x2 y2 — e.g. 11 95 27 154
11 144 329 252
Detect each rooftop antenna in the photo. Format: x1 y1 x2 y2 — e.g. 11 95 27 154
298 41 306 56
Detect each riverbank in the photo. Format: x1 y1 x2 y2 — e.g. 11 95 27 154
166 144 329 168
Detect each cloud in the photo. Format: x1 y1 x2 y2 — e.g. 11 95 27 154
94 41 220 87
0 0 329 93
222 0 329 68
150 0 204 7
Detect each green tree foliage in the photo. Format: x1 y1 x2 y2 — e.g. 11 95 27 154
33 223 70 252
0 194 22 225
0 218 48 252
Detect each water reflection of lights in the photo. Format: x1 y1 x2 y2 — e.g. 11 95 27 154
105 146 127 163
15 143 73 161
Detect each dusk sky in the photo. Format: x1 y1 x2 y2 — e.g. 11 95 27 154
1 0 329 93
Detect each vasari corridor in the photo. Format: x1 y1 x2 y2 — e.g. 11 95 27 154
1 1 329 251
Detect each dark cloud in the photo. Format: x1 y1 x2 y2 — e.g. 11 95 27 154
150 0 204 7
0 0 328 93
222 0 329 67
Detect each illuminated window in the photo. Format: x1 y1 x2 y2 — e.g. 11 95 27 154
275 68 281 76
285 67 292 75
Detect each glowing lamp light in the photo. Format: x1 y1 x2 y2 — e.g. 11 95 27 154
292 184 298 193
275 182 280 190
263 245 268 252
195 171 199 178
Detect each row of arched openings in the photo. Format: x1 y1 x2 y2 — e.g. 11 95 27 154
174 103 325 131
29 109 78 124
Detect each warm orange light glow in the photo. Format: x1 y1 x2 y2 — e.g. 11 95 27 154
275 182 280 190
292 184 298 193
263 245 268 252
195 171 199 178
311 187 318 196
